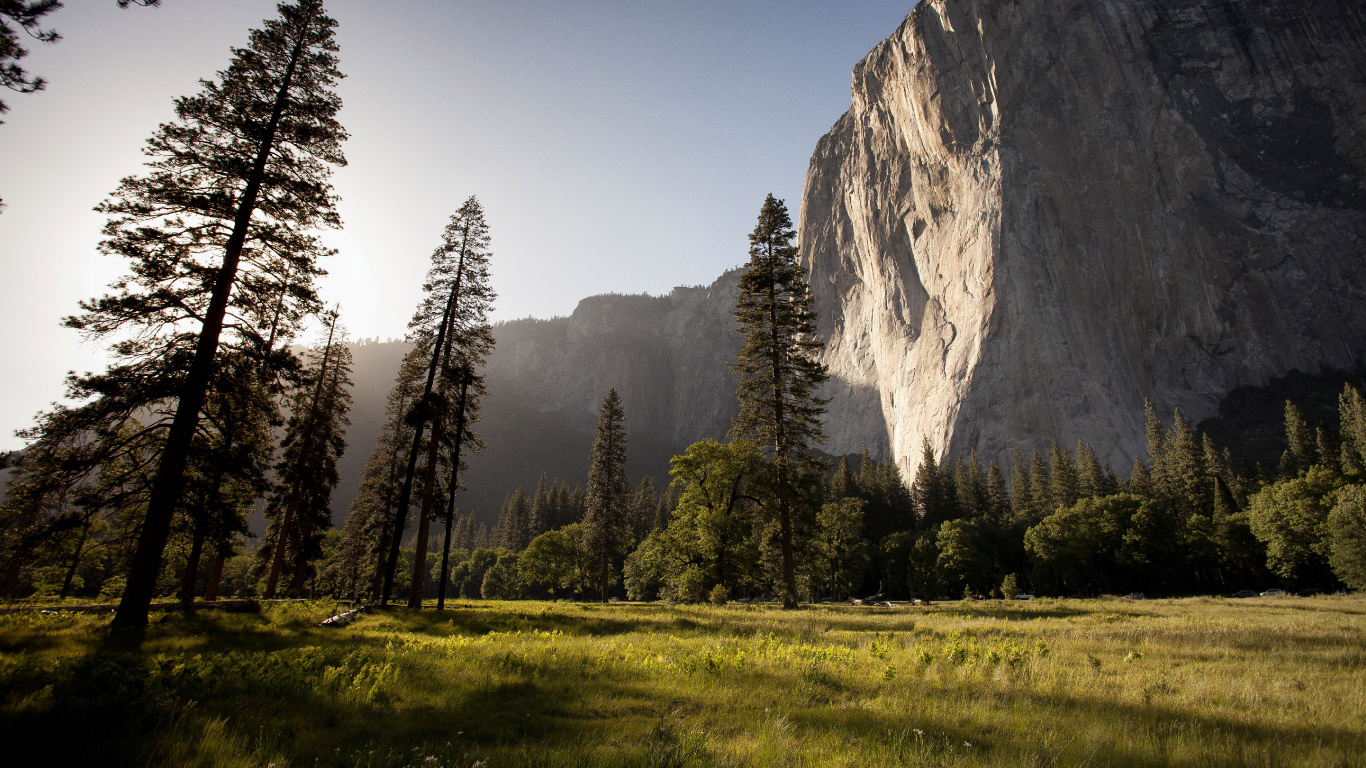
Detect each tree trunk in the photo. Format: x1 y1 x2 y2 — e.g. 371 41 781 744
601 552 609 603
437 373 471 611
60 521 91 600
178 524 206 607
204 552 226 601
407 431 443 608
113 13 317 629
291 546 309 595
3 556 21 601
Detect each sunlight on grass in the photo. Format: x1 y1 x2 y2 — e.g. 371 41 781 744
1 596 1362 766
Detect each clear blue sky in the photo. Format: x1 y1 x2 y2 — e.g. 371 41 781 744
0 0 915 450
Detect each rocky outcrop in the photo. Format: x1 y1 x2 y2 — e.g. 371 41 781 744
801 0 1366 475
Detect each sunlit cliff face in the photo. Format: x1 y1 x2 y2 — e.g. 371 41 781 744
800 0 1366 476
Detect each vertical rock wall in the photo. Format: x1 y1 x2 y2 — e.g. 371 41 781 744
801 0 1366 475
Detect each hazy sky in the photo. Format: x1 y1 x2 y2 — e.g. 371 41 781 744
0 0 914 450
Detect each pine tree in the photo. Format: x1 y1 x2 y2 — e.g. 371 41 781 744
1008 450 1030 525
729 195 828 608
582 389 629 602
378 196 496 608
986 462 1010 521
177 353 275 605
1338 385 1366 474
260 311 352 598
109 0 346 628
529 473 554 538
961 450 987 518
829 456 858 501
495 488 532 552
1028 451 1052 521
0 1 61 125
912 439 952 529
333 346 424 599
630 476 658 543
1049 442 1079 511
1076 442 1105 500
1284 400 1318 478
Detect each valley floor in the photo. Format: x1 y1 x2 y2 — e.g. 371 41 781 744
0 596 1362 767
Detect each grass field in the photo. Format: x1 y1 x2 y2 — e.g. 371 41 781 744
0 595 1362 767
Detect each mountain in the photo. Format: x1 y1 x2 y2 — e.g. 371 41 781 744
801 0 1366 476
332 270 744 526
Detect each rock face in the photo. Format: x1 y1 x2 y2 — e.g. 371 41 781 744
801 0 1366 475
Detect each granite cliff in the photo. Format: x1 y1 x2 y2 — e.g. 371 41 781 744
801 0 1366 475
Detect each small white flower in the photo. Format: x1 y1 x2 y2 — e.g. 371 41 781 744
913 729 924 736
964 741 972 747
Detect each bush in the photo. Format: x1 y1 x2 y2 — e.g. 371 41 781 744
1328 485 1366 589
709 584 729 606
664 566 707 603
1000 573 1019 599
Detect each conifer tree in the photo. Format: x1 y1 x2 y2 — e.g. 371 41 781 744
913 440 953 529
333 346 424 599
1008 450 1030 525
961 450 987 518
1076 442 1106 499
1027 451 1052 521
495 488 532 552
829 456 858 502
729 195 828 608
1340 384 1366 474
529 473 554 538
260 311 352 598
108 0 346 628
0 1 61 126
1283 401 1318 478
1049 442 1079 510
630 476 658 543
379 196 496 607
986 462 1010 521
177 353 275 604
582 389 630 602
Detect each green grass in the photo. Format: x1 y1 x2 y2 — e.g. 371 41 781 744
1 596 1363 767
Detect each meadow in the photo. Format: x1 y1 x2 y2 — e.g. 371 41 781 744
0 595 1362 767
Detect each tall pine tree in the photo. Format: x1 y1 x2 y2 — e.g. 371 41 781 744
729 194 829 608
260 310 352 598
582 389 629 602
108 0 345 627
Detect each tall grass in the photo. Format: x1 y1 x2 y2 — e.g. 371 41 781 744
1 596 1362 766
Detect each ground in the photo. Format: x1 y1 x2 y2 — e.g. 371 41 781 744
0 595 1362 767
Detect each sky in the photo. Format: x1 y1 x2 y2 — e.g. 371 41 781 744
0 0 915 450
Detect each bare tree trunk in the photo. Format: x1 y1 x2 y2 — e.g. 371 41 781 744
204 552 226 601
